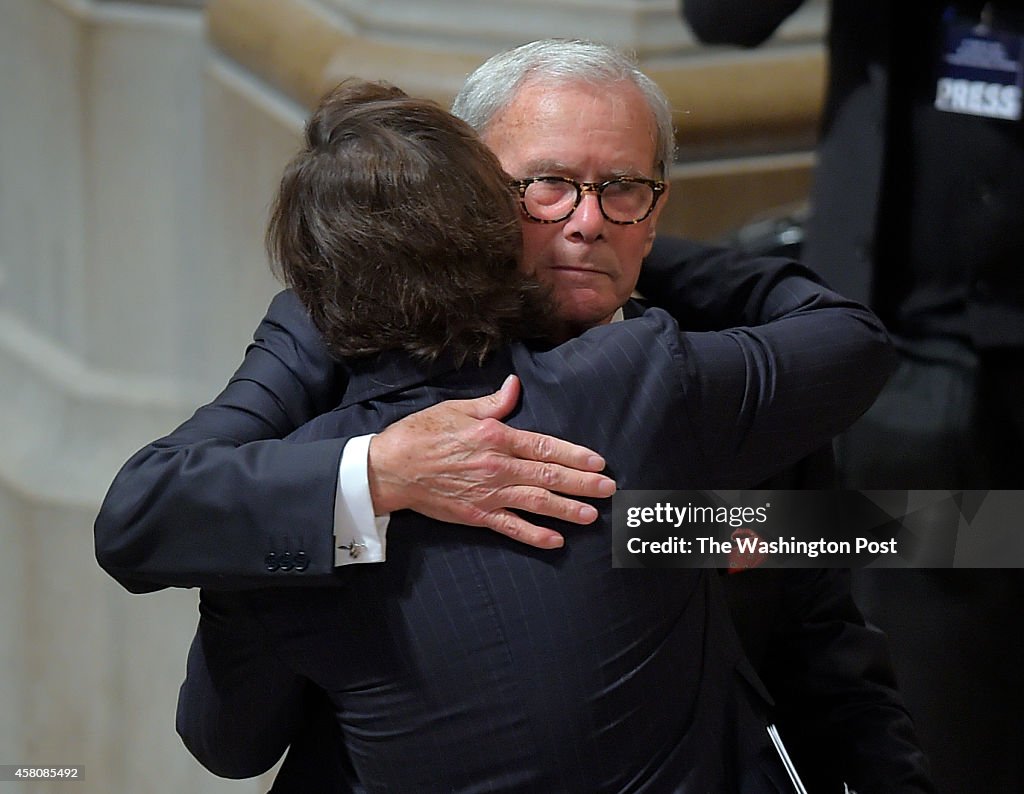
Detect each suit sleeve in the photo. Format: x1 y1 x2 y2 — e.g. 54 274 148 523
639 235 836 330
94 291 352 593
680 0 805 48
647 246 897 485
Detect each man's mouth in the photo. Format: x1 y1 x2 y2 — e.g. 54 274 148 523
550 265 604 275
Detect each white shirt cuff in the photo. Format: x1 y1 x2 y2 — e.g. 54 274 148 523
333 434 390 566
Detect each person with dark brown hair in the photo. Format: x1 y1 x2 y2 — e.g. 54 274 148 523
266 80 556 365
166 72 894 791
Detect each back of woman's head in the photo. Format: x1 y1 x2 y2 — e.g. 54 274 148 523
267 79 553 364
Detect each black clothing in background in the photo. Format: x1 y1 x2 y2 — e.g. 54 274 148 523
682 2 1024 792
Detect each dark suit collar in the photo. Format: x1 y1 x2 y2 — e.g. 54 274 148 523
340 347 515 408
339 349 462 408
622 297 648 320
340 302 649 407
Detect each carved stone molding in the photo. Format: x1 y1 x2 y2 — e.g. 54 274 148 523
207 0 825 158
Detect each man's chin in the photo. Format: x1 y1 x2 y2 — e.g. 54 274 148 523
553 295 618 332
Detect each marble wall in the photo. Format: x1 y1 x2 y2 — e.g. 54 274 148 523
0 1 293 791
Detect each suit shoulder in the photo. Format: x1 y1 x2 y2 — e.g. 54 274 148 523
515 311 681 388
617 308 682 355
538 310 680 370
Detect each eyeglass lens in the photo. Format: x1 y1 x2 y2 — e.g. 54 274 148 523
522 179 656 223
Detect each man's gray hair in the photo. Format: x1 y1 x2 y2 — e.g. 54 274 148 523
451 38 676 177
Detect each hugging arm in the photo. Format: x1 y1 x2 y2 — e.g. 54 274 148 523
640 236 828 331
365 374 612 547
94 291 350 592
646 237 896 483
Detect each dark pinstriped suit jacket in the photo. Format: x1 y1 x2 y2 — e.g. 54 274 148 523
177 289 894 791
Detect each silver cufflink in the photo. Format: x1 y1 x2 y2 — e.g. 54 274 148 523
339 540 368 559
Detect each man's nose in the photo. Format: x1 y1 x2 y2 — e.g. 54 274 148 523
564 190 605 241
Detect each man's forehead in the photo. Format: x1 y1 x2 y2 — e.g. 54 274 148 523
510 157 651 180
482 81 659 176
506 77 647 118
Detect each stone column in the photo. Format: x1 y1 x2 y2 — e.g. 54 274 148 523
0 1 273 791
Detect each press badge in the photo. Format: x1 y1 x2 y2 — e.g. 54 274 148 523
934 6 1024 121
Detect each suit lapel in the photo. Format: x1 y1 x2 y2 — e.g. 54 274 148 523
622 297 649 320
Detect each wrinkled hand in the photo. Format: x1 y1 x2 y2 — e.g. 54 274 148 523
367 375 616 549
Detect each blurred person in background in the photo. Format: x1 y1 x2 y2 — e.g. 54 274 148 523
682 3 1024 791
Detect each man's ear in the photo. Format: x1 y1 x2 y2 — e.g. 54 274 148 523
641 181 669 257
